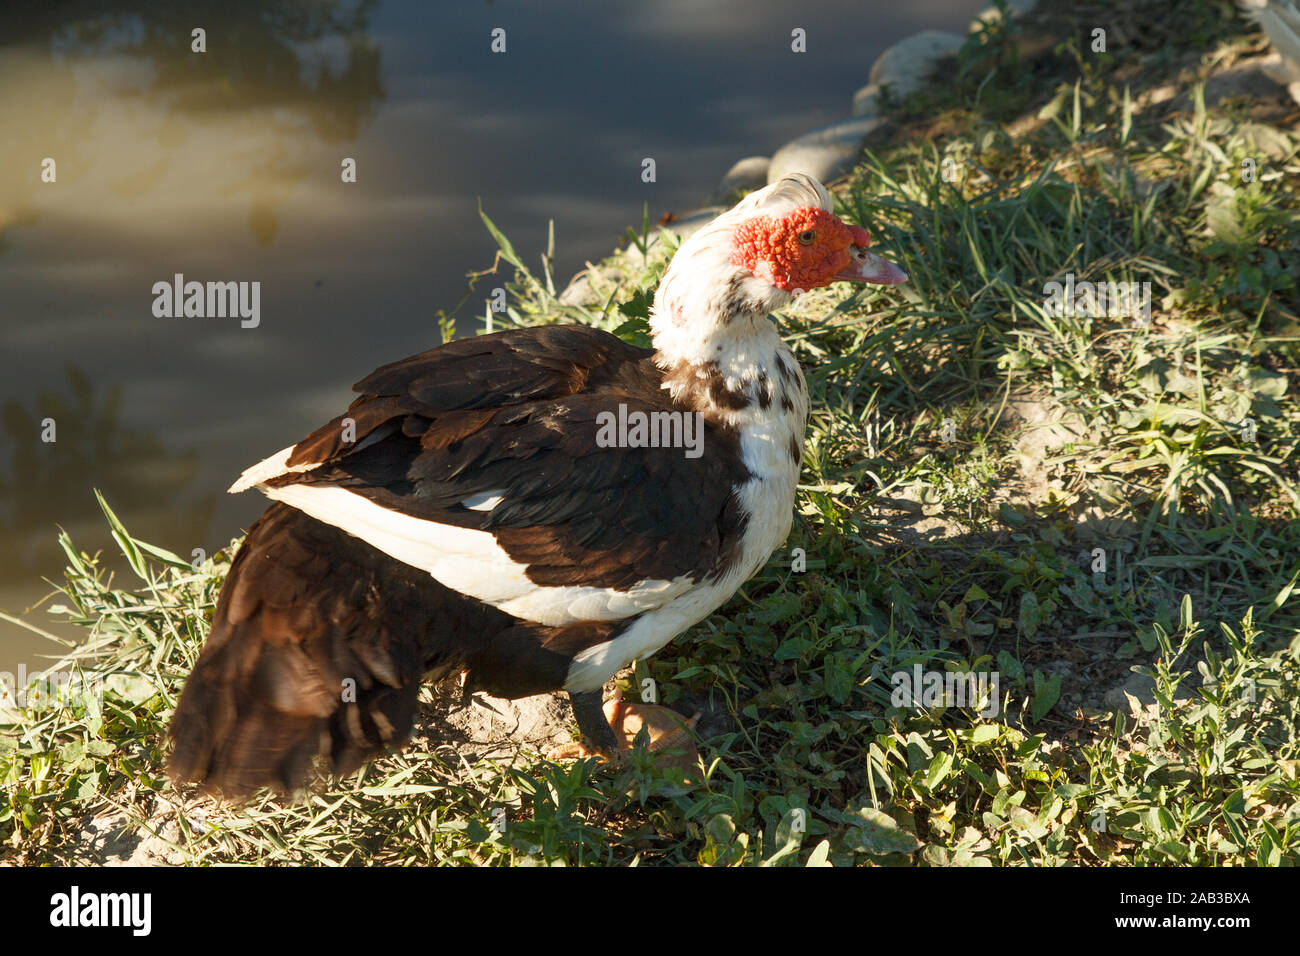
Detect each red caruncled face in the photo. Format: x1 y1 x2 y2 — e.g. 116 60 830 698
731 207 871 291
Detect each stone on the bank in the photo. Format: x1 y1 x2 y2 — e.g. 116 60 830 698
969 0 1039 32
868 30 966 101
710 156 770 203
850 82 883 117
767 116 887 184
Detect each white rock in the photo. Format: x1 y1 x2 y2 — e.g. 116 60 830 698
767 116 887 184
850 82 883 117
1240 0 1300 104
1102 669 1192 714
868 30 966 101
969 0 1039 32
556 271 602 307
1177 53 1300 110
713 156 770 201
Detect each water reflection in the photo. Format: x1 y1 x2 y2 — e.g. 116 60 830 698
0 367 214 666
0 364 211 565
0 1 392 665
2 0 385 247
0 0 990 669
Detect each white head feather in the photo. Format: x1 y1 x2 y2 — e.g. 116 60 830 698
649 174 833 366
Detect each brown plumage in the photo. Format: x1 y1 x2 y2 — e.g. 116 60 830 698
168 175 907 797
168 327 748 796
168 503 482 794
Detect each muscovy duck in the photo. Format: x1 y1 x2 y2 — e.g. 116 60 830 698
168 173 907 795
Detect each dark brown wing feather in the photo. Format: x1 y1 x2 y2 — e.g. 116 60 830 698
285 326 638 468
271 326 752 590
170 326 748 795
170 503 505 796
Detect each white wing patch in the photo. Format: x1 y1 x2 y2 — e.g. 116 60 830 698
250 481 696 628
460 490 506 512
229 425 399 494
228 444 314 494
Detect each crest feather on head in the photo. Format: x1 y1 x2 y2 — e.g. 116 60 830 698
727 173 833 219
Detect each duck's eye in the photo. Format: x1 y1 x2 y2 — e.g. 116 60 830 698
797 230 817 245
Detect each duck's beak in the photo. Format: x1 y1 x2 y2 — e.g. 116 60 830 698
835 245 909 285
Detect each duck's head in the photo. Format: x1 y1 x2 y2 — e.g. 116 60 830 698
651 174 907 361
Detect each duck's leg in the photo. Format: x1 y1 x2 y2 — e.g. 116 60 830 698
547 689 619 760
568 688 622 756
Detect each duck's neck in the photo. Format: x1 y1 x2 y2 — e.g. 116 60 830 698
648 263 810 462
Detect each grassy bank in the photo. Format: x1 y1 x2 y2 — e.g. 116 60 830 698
3 0 1298 865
